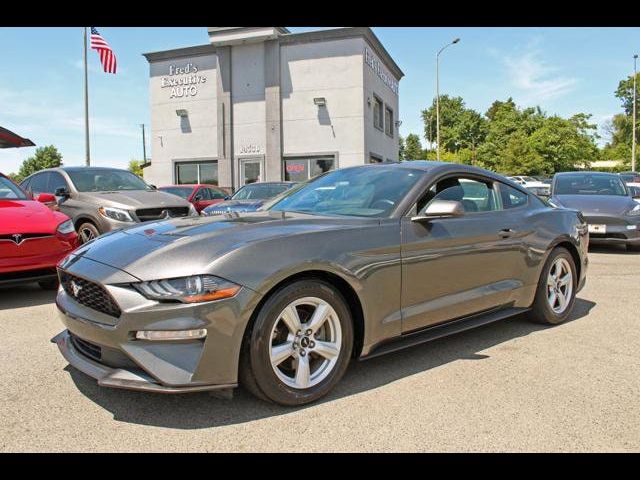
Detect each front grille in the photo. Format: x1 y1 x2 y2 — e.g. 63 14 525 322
135 207 190 222
70 333 102 362
59 270 121 318
0 233 53 243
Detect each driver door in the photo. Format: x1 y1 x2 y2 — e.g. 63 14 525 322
400 174 523 333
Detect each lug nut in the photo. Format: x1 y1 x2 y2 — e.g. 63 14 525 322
309 341 315 348
305 329 312 335
300 349 306 356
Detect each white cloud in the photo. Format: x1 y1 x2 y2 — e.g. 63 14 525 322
492 44 578 104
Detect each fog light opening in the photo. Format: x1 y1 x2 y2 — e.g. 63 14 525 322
135 329 207 341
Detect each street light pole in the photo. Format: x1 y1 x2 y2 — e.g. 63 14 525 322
633 54 638 172
436 37 460 161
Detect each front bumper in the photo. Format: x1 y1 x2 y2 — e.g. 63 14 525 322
583 214 640 246
53 254 261 393
51 330 236 393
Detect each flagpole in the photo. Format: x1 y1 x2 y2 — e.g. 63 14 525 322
83 27 91 166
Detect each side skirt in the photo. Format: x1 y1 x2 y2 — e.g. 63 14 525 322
359 306 530 360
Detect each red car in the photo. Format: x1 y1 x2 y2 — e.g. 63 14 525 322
0 173 78 289
158 184 229 213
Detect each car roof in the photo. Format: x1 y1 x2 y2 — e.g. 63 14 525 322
554 171 619 177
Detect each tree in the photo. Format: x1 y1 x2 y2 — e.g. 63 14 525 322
128 159 144 177
15 145 63 182
398 135 406 160
614 73 640 116
422 95 468 152
404 133 424 160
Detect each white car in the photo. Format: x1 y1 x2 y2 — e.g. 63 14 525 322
625 182 640 203
508 176 549 189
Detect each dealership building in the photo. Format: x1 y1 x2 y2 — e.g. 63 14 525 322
142 27 403 190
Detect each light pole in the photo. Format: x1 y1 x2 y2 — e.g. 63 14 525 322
633 54 638 172
436 37 460 161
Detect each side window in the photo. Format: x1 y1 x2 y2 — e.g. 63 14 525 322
209 188 226 199
49 172 68 194
418 176 499 214
20 177 32 193
500 183 529 209
196 187 211 201
29 173 49 194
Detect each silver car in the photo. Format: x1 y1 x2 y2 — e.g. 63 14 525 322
21 167 197 243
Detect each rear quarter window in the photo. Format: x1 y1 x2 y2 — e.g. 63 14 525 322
500 183 529 209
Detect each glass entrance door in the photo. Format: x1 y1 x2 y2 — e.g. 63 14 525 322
239 158 263 185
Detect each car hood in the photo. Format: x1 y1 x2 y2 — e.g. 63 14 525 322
70 211 375 281
552 194 635 215
77 190 191 209
0 199 68 234
204 199 265 212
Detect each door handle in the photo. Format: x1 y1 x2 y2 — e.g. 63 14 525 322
498 228 516 238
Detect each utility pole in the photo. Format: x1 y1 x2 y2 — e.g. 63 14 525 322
83 27 91 166
633 54 638 172
140 124 147 163
436 37 460 161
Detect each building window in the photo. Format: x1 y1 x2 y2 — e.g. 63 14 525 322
373 96 383 131
369 154 383 164
175 161 218 185
385 106 394 137
284 156 335 182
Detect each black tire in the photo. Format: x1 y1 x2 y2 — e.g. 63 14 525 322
528 247 577 325
38 278 59 290
77 222 100 244
626 243 640 252
239 279 353 406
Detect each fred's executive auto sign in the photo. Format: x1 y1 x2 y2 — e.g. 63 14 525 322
161 62 207 98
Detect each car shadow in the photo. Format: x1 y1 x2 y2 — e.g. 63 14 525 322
65 298 596 430
0 284 57 310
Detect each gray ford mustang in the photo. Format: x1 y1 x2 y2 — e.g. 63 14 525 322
52 162 588 406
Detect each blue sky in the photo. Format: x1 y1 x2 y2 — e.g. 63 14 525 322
1 27 638 173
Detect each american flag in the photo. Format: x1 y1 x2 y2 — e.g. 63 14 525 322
90 27 117 74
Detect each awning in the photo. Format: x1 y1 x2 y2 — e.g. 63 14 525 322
0 126 35 148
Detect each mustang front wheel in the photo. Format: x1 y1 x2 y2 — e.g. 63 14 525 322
529 247 577 325
240 279 353 406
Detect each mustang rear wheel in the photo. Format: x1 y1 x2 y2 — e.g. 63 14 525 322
529 247 577 325
240 279 353 406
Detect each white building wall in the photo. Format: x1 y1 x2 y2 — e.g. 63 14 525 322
231 42 267 184
363 44 401 163
280 38 365 169
145 54 218 186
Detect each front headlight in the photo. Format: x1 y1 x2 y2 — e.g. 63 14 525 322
56 219 75 235
627 204 640 216
133 275 241 303
99 206 134 222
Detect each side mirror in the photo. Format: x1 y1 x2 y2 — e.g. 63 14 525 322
411 200 464 223
149 184 157 190
224 195 231 201
37 193 57 204
55 187 70 198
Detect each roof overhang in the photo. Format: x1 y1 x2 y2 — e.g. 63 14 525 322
0 126 35 148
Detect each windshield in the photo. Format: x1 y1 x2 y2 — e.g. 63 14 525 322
159 186 193 199
269 166 424 217
0 176 28 200
554 174 628 196
67 169 151 192
232 183 292 200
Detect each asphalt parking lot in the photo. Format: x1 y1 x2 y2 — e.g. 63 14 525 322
1 246 639 452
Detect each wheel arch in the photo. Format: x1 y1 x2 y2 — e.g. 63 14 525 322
241 269 366 360
548 236 582 281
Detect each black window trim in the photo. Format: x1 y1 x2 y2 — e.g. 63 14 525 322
494 180 531 211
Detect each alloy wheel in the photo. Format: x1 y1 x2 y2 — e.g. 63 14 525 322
269 296 342 389
79 227 96 244
546 257 573 314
